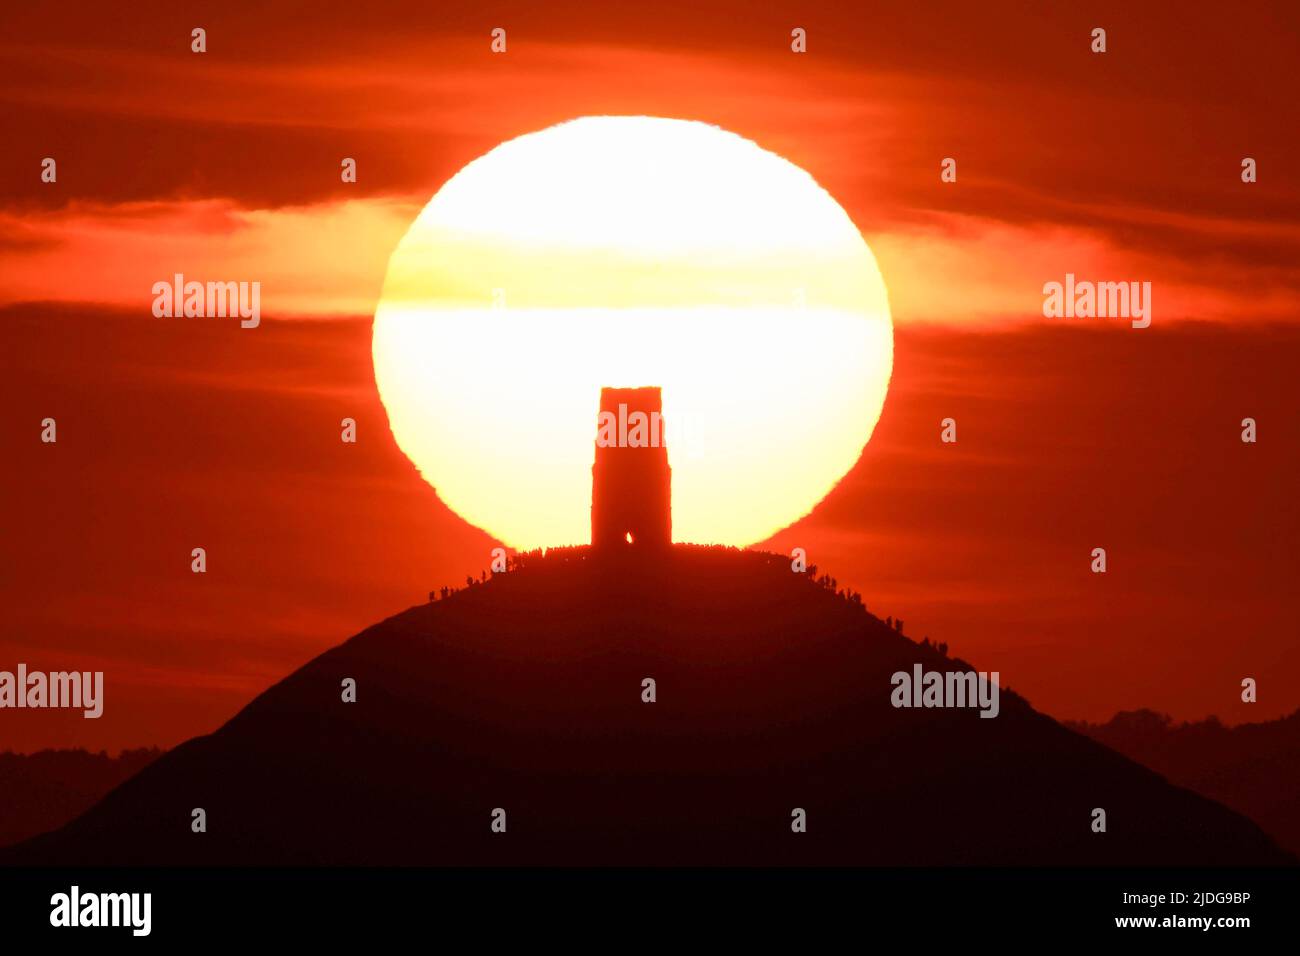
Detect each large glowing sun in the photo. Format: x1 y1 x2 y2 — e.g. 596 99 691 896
373 116 893 550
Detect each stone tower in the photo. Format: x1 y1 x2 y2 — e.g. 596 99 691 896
591 386 672 548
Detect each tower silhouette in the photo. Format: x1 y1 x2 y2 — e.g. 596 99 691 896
591 386 672 548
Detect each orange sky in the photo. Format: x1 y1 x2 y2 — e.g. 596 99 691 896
2 0 1298 751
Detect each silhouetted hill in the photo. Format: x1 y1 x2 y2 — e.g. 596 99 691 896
3 548 1290 865
1068 708 1300 858
0 748 162 848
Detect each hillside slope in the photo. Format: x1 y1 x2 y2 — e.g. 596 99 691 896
4 547 1289 865
1070 708 1300 858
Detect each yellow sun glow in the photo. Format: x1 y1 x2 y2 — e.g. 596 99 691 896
373 116 892 550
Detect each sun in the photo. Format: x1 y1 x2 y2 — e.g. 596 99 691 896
372 116 893 550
